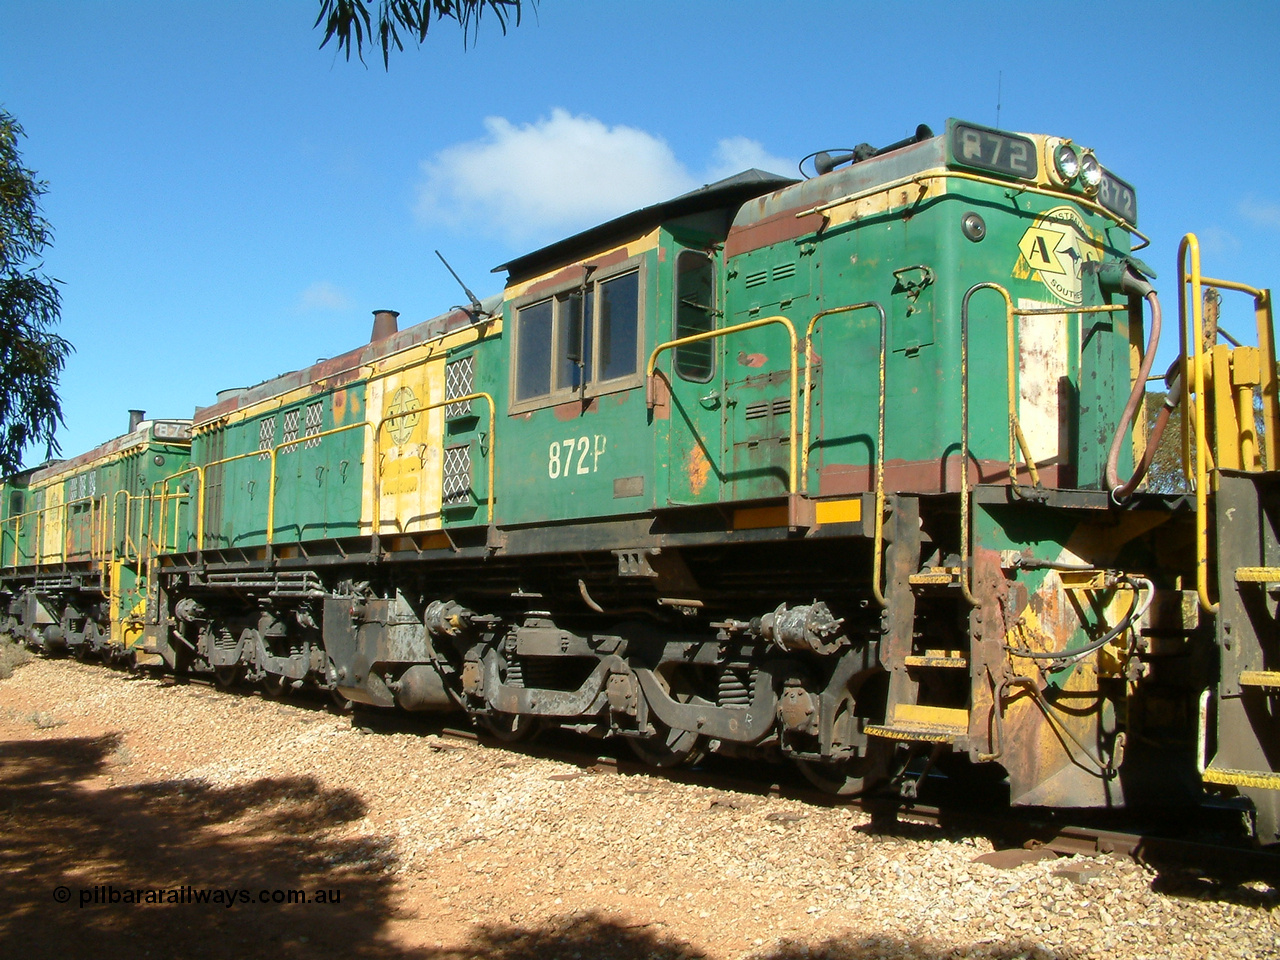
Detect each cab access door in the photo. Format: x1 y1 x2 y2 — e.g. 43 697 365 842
661 250 726 506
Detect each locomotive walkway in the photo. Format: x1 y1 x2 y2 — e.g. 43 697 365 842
0 651 1276 960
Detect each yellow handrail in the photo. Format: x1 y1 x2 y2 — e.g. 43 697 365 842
265 419 378 543
958 283 1130 603
647 315 800 494
962 283 1130 494
152 466 202 552
198 448 274 548
801 302 887 605
2 494 99 569
1177 233 1279 613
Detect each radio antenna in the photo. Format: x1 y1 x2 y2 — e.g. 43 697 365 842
996 71 1002 127
434 250 488 320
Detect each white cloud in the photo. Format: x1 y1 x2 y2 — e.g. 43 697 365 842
1198 226 1241 256
297 281 355 312
705 136 797 183
1239 196 1280 229
416 110 795 243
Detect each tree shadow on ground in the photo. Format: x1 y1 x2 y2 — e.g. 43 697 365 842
0 732 1094 960
0 733 395 960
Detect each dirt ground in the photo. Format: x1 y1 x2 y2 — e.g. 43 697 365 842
1 650 1276 960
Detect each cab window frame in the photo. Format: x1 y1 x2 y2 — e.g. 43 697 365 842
672 249 717 383
508 254 647 415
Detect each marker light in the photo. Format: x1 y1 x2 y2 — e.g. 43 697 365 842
1080 152 1102 191
1053 144 1079 183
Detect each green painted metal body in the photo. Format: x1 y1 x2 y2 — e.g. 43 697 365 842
187 393 367 552
0 433 190 569
167 120 1145 548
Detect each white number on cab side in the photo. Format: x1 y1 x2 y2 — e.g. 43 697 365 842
547 434 607 480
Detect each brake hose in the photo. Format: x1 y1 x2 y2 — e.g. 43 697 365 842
1005 575 1154 669
1106 287 1162 502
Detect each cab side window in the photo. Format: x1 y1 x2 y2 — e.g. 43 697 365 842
674 251 716 382
511 258 644 410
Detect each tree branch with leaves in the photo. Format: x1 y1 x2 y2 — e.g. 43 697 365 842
0 109 70 474
315 0 532 69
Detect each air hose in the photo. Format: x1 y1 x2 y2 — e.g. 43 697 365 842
1103 264 1162 502
1005 575 1154 669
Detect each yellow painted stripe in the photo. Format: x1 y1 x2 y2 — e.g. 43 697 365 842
904 655 969 669
866 703 969 742
503 229 661 300
1236 567 1280 583
892 703 969 728
909 572 956 585
865 725 960 743
1239 671 1280 689
1203 767 1280 790
206 322 494 428
733 505 789 530
814 497 862 525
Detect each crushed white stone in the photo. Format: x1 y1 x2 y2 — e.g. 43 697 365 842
2 656 1276 959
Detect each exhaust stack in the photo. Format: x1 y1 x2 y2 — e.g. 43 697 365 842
128 410 146 432
371 310 400 343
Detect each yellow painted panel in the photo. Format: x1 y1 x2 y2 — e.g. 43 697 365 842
890 703 969 730
814 498 862 525
367 355 447 536
733 505 789 530
41 484 64 564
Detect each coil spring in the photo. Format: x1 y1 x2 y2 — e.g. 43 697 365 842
718 667 752 706
504 656 524 688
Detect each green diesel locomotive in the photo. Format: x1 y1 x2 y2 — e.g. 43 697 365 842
4 119 1278 840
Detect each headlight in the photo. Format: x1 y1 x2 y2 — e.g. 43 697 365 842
1080 152 1102 191
1053 144 1079 183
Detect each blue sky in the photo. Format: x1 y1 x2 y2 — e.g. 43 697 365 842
2 0 1279 465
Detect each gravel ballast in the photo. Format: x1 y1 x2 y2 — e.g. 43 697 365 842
0 655 1275 960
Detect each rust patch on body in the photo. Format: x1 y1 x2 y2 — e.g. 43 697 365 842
553 397 598 421
687 446 712 496
517 249 632 300
725 210 824 259
818 459 1069 497
737 352 767 368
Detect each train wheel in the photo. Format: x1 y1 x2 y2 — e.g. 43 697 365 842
795 744 894 796
626 721 705 768
479 711 539 743
214 665 242 689
627 671 705 768
260 673 289 698
794 684 895 795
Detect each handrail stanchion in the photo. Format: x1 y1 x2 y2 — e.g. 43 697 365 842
647 316 799 494
801 302 887 605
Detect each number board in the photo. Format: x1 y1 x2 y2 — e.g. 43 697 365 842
1097 169 1138 225
950 122 1037 181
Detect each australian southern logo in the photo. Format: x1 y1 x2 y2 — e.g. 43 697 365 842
1015 206 1103 306
385 386 421 445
